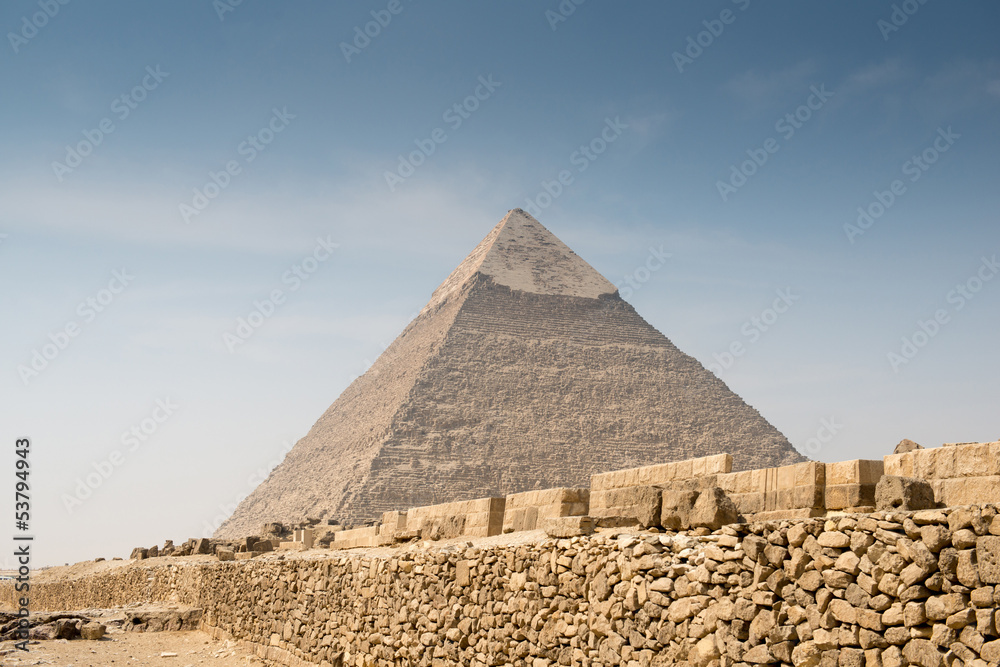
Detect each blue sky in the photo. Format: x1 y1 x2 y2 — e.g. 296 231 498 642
2 1 998 567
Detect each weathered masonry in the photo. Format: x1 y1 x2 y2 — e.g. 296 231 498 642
7 504 1000 667
324 441 998 550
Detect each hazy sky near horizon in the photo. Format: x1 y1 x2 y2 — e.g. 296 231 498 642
2 1 999 567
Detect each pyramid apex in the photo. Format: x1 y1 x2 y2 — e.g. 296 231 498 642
428 210 618 308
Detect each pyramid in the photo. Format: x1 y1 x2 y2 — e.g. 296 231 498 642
216 210 804 538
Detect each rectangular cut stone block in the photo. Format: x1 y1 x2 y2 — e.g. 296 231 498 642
503 487 589 533
589 485 661 528
590 454 732 492
329 526 380 550
913 448 938 480
825 484 877 511
884 451 913 478
824 460 883 510
293 528 314 548
764 462 824 512
954 441 1000 477
934 476 1000 508
728 492 764 515
542 515 594 538
719 461 824 520
405 496 506 538
826 460 884 486
378 511 407 539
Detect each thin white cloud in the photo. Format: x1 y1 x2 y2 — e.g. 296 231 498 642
722 60 819 112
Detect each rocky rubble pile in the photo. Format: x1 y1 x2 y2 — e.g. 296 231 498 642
7 505 1000 666
0 612 105 641
188 505 1000 666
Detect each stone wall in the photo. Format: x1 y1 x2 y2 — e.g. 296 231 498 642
885 441 1000 508
716 461 827 521
330 526 381 550
503 488 590 533
7 504 1000 667
317 442 1000 547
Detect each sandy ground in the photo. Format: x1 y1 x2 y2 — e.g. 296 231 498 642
0 629 275 667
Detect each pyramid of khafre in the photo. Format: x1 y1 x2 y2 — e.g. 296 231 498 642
216 209 804 538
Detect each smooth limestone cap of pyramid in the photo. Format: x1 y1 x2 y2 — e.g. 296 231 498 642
426 209 617 310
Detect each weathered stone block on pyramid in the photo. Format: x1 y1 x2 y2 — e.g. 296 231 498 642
216 209 804 538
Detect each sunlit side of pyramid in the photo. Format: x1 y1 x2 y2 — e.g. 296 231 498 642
216 210 804 538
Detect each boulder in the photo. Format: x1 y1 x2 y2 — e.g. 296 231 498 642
660 486 738 530
194 538 212 554
660 490 698 531
894 439 924 454
593 486 661 529
80 621 106 640
875 475 936 511
129 547 148 560
689 487 739 530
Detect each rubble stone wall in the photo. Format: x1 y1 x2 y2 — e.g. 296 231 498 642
8 505 1000 667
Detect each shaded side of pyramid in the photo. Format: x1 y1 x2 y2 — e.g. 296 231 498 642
215 210 804 538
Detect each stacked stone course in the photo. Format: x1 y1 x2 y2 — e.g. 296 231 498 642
8 504 1000 666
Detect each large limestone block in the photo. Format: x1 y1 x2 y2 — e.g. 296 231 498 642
826 459 884 486
825 484 878 511
952 441 1000 477
913 448 939 480
329 526 380 549
380 511 407 534
690 487 739 530
884 451 914 478
590 454 731 492
935 476 1000 507
542 516 594 538
728 491 765 515
875 475 936 511
590 485 661 528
